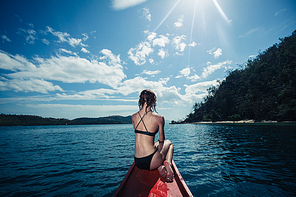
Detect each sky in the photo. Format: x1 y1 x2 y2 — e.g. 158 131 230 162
0 0 295 121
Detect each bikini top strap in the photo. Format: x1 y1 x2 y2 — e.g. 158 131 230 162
135 111 150 132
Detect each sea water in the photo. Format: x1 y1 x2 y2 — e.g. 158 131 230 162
0 123 295 196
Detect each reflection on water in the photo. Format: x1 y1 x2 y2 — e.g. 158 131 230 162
0 124 295 196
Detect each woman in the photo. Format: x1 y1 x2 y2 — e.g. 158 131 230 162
132 89 174 182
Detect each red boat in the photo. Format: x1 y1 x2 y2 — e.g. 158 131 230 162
113 160 193 197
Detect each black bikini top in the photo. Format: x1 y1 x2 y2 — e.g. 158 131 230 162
134 111 157 137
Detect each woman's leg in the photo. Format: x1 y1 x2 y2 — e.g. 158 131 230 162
150 140 173 169
150 140 174 181
165 143 174 165
163 141 174 181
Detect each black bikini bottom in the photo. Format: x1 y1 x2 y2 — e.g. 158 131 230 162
134 149 158 170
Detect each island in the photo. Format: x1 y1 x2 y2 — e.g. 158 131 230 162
172 30 296 124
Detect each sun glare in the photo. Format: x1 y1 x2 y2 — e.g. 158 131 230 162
144 0 231 66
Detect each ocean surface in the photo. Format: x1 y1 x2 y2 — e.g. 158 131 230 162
1 123 296 196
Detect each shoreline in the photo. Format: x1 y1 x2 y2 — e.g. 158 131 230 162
192 120 296 125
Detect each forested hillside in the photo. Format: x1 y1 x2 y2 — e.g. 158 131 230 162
0 114 132 126
183 30 296 123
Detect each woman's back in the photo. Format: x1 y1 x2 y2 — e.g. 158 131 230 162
132 110 164 158
132 110 162 133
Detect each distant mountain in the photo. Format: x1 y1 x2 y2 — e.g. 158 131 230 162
0 114 132 126
72 116 132 125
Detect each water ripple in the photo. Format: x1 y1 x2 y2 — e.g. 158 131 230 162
1 124 296 196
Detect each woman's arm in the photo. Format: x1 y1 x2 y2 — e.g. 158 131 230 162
158 116 165 142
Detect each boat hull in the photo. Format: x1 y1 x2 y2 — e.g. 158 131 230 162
113 160 193 197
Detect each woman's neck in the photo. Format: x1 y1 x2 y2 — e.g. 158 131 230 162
141 103 151 112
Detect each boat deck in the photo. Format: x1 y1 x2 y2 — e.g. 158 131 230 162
113 160 192 197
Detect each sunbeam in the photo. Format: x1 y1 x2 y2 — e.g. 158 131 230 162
153 0 181 32
188 0 198 65
212 0 231 23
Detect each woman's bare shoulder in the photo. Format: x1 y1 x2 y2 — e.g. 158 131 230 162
152 112 164 121
132 112 139 119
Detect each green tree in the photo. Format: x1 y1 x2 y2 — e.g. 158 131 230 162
183 30 296 123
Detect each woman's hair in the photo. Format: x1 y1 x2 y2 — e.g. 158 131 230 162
138 89 157 112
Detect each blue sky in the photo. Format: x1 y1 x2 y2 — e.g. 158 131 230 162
1 0 295 121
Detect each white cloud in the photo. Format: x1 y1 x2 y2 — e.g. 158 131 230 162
158 49 167 59
149 58 155 64
180 43 187 52
116 77 152 95
115 76 212 105
82 33 89 41
184 80 219 94
145 31 157 41
81 47 90 53
46 26 85 48
174 15 184 27
0 50 126 90
100 49 122 66
201 60 232 78
116 77 169 96
0 77 63 93
176 67 190 78
114 76 186 105
213 48 222 58
187 74 201 82
25 103 138 119
55 88 118 101
180 68 190 77
157 86 183 105
207 47 222 58
176 61 231 81
143 8 151 21
141 70 161 76
0 88 123 103
0 52 31 71
78 88 117 97
173 35 186 52
153 35 170 47
47 26 69 42
183 80 220 103
1 35 12 42
188 41 197 47
19 28 37 44
59 48 77 56
112 0 148 10
42 38 50 45
128 42 153 65
67 37 82 47
275 9 286 16
176 67 201 82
